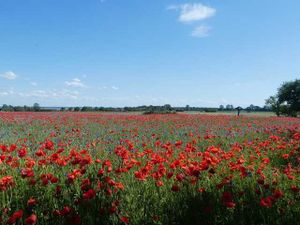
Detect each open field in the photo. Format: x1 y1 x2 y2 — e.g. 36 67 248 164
183 111 276 117
0 112 299 225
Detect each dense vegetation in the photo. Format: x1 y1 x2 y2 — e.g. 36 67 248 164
0 103 271 114
0 112 299 225
266 79 300 117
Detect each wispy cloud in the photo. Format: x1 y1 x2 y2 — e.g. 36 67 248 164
18 89 79 100
111 86 119 90
168 3 216 38
0 88 14 96
168 3 215 23
0 91 9 96
191 25 211 37
30 82 38 86
65 78 87 88
98 86 119 90
0 71 18 80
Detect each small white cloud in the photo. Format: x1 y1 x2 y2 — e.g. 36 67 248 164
30 82 38 86
98 86 119 90
0 88 14 96
0 71 18 80
191 25 211 37
0 91 9 96
168 3 216 23
111 86 119 90
65 78 87 88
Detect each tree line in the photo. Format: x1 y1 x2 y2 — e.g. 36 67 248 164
0 103 41 112
0 103 271 113
1 79 298 116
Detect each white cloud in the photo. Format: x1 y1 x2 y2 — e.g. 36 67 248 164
0 91 9 96
30 82 38 86
168 3 216 23
191 25 211 37
18 89 79 100
0 71 18 80
98 86 119 90
65 78 87 88
0 88 14 96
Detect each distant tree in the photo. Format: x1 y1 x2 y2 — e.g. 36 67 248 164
81 106 90 112
74 107 81 112
277 79 300 116
265 96 281 116
14 106 24 111
185 105 190 111
253 106 261 111
163 104 172 111
1 104 14 111
266 79 300 117
124 107 130 112
24 105 30 111
219 105 224 111
249 104 255 111
1 104 8 111
226 104 234 111
33 103 41 112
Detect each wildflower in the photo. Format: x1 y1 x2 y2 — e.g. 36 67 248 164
222 192 236 208
83 189 96 200
25 214 37 225
7 210 23 225
27 198 37 207
260 196 273 208
120 216 129 224
0 176 15 191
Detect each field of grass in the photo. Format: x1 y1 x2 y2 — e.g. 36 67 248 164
0 112 299 225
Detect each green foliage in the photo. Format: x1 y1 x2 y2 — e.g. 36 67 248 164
266 79 300 117
203 108 217 113
266 96 281 116
33 103 41 112
277 79 300 116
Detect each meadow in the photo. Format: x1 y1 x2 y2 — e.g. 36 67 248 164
0 112 299 225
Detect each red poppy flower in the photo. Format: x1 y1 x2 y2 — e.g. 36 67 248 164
120 216 129 224
7 210 23 225
260 197 273 208
25 214 37 225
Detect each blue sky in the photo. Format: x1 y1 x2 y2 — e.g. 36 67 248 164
0 0 299 107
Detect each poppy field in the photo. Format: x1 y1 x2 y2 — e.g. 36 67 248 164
0 112 299 225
